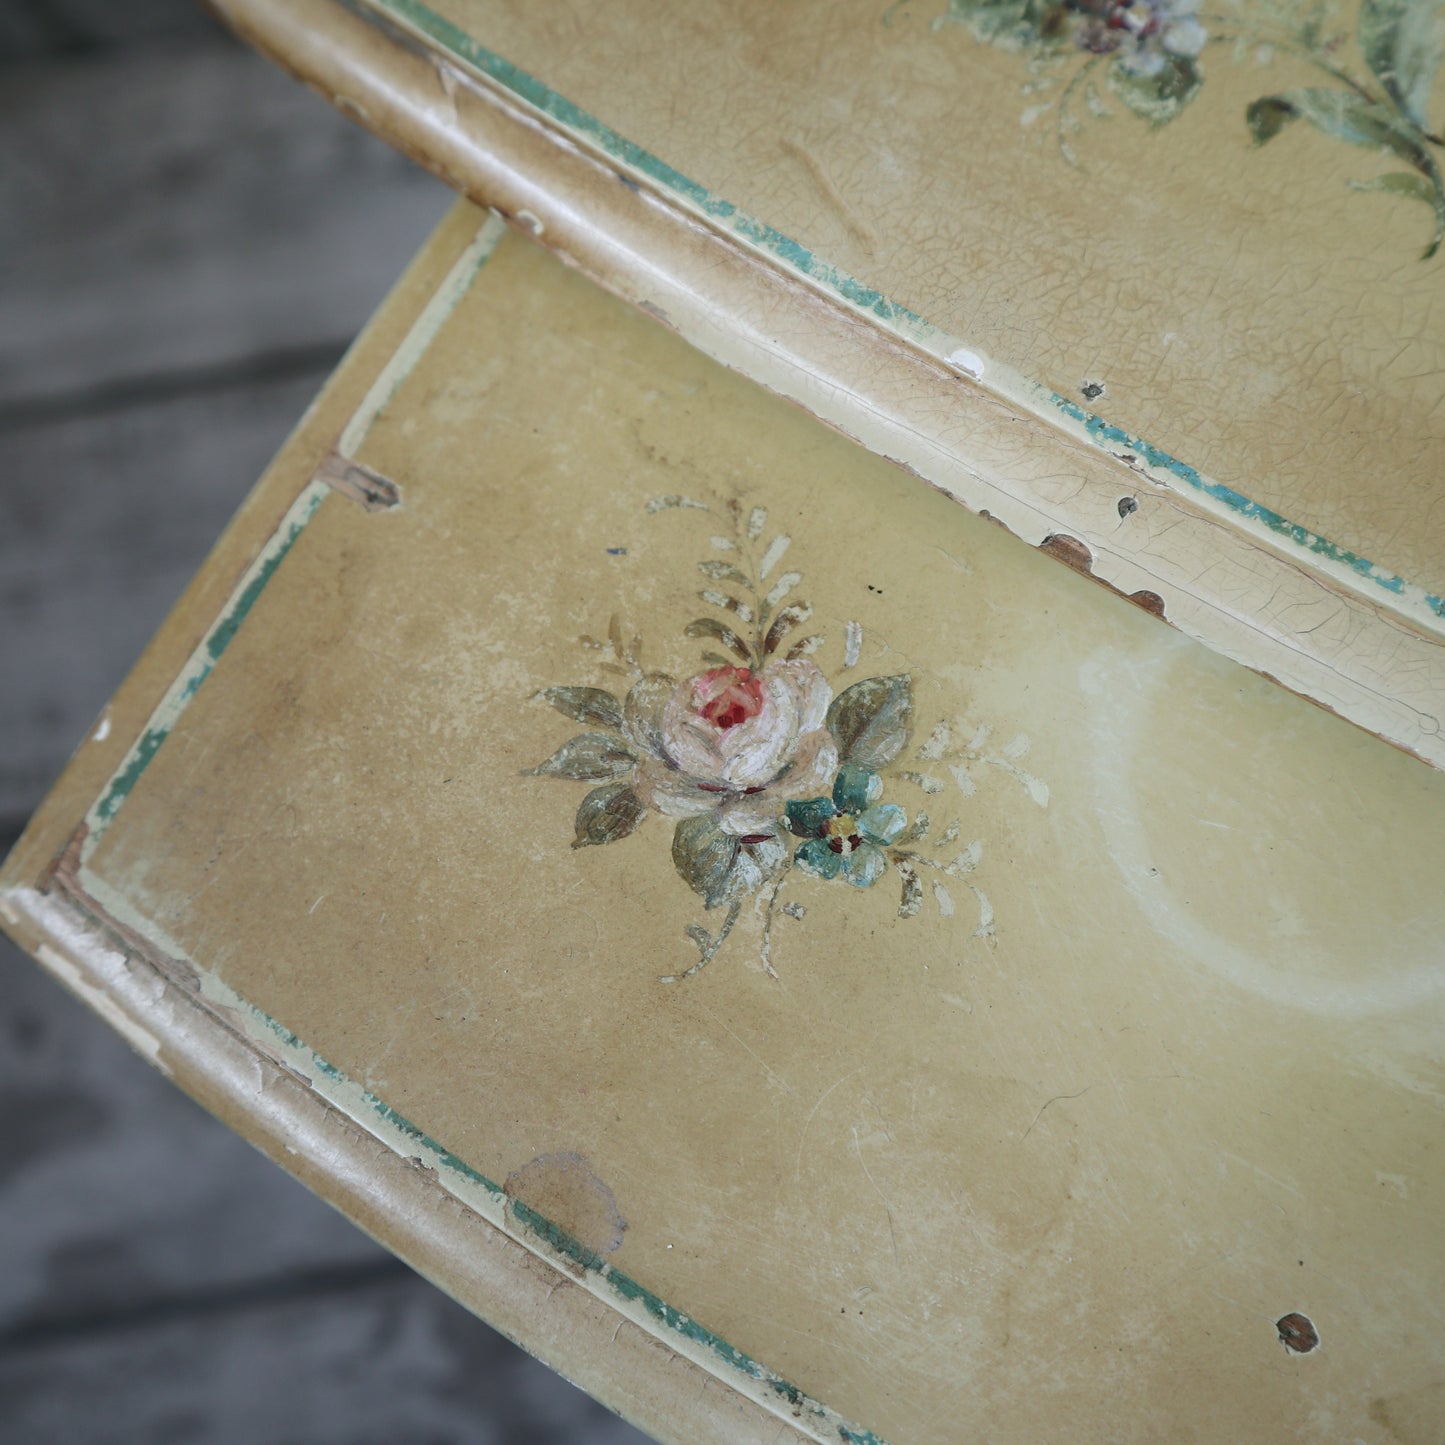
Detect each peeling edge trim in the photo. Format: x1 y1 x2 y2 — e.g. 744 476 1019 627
362 0 1445 631
29 872 888 1445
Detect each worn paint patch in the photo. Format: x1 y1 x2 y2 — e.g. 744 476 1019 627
504 1151 628 1256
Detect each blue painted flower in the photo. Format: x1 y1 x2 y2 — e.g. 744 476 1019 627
784 763 906 888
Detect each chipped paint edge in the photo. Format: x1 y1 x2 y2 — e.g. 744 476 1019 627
364 0 1445 632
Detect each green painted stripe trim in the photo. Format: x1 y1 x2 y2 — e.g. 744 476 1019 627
371 0 1445 623
252 1008 892 1445
86 216 508 845
370 0 927 331
90 486 328 829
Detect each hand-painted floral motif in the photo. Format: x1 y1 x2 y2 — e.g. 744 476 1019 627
786 764 908 888
528 497 1049 981
944 0 1445 257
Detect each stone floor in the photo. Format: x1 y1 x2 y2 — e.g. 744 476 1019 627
0 11 652 1441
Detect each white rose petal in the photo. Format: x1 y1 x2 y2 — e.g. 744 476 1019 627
1163 18 1207 57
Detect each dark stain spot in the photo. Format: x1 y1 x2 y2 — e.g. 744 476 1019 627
1117 496 1139 519
1276 1312 1319 1353
1040 533 1094 574
1081 380 1105 401
616 171 641 192
606 547 627 556
866 584 883 594
504 1151 627 1256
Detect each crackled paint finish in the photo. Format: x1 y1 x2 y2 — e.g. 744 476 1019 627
371 0 1445 627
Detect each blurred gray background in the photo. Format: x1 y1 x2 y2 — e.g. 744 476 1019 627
0 4 652 1440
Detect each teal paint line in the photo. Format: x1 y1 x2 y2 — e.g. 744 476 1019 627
374 0 1445 623
247 1001 890 1445
1048 393 1445 613
90 490 326 828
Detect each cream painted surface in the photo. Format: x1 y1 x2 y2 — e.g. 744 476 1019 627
79 230 1445 1443
400 0 1445 605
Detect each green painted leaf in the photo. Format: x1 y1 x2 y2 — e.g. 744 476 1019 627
698 588 753 622
947 0 1068 50
1352 168 1439 199
644 494 708 513
1358 0 1445 131
1108 55 1203 126
572 783 647 848
896 859 924 920
826 674 914 769
1349 170 1445 254
1246 88 1433 169
539 686 623 730
697 559 752 586
527 733 637 782
622 672 677 755
1246 87 1445 254
763 602 813 655
672 815 787 908
685 617 753 661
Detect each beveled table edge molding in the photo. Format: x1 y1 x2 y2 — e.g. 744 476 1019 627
209 0 1445 771
0 883 816 1445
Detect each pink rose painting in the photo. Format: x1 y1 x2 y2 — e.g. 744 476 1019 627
527 498 1047 980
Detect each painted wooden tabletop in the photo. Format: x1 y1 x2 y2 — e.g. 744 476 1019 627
8 199 1441 1444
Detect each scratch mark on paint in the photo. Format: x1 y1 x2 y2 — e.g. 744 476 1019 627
1021 1086 1091 1140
